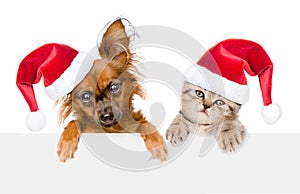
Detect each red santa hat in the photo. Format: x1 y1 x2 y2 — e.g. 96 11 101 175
16 43 93 130
185 39 282 124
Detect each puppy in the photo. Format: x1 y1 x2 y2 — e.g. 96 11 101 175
56 19 168 162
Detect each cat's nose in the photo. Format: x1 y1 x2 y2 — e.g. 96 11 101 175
203 104 210 110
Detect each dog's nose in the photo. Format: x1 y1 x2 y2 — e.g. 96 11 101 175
100 113 114 123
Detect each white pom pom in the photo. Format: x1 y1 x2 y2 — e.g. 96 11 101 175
262 103 282 125
26 110 46 131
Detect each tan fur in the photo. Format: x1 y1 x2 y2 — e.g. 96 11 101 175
57 120 80 162
56 19 168 162
166 81 246 152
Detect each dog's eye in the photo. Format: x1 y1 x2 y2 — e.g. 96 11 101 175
110 83 121 94
80 92 93 104
214 100 225 106
195 90 205 99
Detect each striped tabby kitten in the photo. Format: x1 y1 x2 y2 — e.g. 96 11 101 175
166 81 246 152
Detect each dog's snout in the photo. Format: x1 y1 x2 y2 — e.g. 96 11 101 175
97 105 118 127
100 112 114 122
95 98 120 128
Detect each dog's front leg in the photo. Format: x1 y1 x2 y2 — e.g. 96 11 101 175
57 120 81 162
139 122 168 161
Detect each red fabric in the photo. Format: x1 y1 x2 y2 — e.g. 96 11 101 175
197 39 274 106
16 43 78 112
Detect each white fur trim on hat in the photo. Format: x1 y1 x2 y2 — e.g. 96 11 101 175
262 103 282 124
44 52 94 100
185 65 249 104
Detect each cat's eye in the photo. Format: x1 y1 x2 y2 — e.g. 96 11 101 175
195 90 205 99
80 91 93 104
214 100 225 106
110 83 121 94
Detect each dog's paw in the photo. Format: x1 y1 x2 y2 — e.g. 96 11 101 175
57 135 79 162
166 123 189 145
57 121 80 162
218 128 245 152
149 143 168 162
143 132 168 161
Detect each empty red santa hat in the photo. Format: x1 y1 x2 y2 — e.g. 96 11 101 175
16 43 94 130
185 39 282 124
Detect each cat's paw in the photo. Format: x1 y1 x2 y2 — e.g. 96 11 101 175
218 129 245 152
166 123 189 145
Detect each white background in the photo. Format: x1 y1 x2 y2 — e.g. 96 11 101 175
1 0 300 193
0 0 296 134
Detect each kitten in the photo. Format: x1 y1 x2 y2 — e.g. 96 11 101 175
166 81 246 152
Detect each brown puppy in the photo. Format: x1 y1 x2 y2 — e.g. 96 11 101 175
56 19 168 162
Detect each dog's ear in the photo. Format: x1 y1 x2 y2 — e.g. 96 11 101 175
99 19 130 70
55 93 73 126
